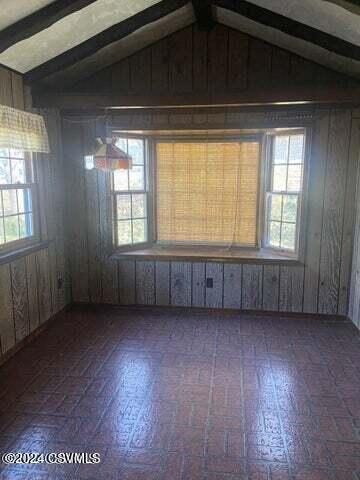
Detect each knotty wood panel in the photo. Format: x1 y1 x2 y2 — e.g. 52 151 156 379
0 67 12 106
279 266 304 312
206 262 223 309
192 262 205 307
223 264 242 309
242 264 263 310
36 249 52 324
171 262 191 306
169 26 192 93
262 265 280 311
151 38 169 93
118 260 135 304
136 260 155 305
0 264 15 355
155 261 170 305
26 253 40 333
318 110 352 314
303 111 330 313
192 25 207 92
11 258 29 343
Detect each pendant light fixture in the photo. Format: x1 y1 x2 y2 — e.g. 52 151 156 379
94 136 132 171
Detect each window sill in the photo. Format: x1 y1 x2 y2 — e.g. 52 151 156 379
0 241 49 266
111 245 302 265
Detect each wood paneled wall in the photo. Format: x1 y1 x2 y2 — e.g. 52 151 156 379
0 66 70 360
70 24 355 95
63 107 360 317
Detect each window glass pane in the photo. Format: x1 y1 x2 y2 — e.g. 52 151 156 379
0 148 9 158
2 190 18 215
128 139 144 165
9 149 24 159
84 155 94 170
0 158 11 184
118 220 132 245
117 194 131 219
113 169 129 190
287 165 302 192
273 136 289 164
11 159 26 184
269 221 281 247
4 216 19 242
132 218 146 243
282 195 298 223
19 213 33 238
132 194 146 218
272 165 287 191
281 223 296 250
269 194 282 221
129 165 144 190
116 138 127 152
17 188 32 213
289 135 304 163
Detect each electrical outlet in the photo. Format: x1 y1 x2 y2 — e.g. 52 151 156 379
206 278 213 288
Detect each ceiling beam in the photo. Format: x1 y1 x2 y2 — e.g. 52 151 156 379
214 0 360 61
0 0 98 54
25 0 188 83
192 0 215 31
32 84 360 109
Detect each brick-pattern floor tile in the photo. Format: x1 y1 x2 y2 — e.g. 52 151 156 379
0 306 359 479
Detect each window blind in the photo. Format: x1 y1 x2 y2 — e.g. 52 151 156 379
156 141 260 246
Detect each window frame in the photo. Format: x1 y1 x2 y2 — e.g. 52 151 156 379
111 135 153 251
111 128 309 260
262 128 309 259
0 151 40 255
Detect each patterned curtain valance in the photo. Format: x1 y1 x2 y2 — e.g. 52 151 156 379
0 105 49 153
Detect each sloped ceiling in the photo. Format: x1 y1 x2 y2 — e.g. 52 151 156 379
0 0 359 85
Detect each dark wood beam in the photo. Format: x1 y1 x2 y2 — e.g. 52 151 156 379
25 0 188 83
0 0 98 54
32 85 360 109
192 0 215 31
215 0 360 61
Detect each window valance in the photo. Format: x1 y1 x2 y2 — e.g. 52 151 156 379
0 105 49 153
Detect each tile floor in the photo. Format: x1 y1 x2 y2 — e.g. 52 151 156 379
0 306 359 479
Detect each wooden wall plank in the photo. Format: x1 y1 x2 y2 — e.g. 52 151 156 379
242 264 263 310
271 49 290 86
26 253 40 333
192 24 207 92
303 110 330 313
10 258 29 343
223 263 242 309
136 260 155 305
151 38 169 93
155 261 170 305
0 264 15 355
171 262 191 306
112 58 130 94
0 67 12 106
192 262 205 307
338 118 360 315
262 265 280 311
208 24 228 91
36 249 52 325
169 26 192 93
227 30 248 90
10 72 24 109
318 110 352 314
130 48 151 94
279 266 304 312
206 262 223 309
118 260 135 305
248 39 272 88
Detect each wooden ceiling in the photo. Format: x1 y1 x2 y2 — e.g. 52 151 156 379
0 0 359 88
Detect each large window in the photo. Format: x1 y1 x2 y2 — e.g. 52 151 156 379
112 130 306 256
0 148 38 252
112 137 148 246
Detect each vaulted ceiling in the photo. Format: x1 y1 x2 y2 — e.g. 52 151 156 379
0 0 359 88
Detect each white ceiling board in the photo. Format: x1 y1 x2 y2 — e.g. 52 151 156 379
0 0 161 73
42 4 195 88
246 0 360 47
0 0 56 30
217 6 360 78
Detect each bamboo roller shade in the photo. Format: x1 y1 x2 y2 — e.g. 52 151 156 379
156 141 260 246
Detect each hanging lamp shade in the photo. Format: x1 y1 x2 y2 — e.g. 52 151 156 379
94 137 132 171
